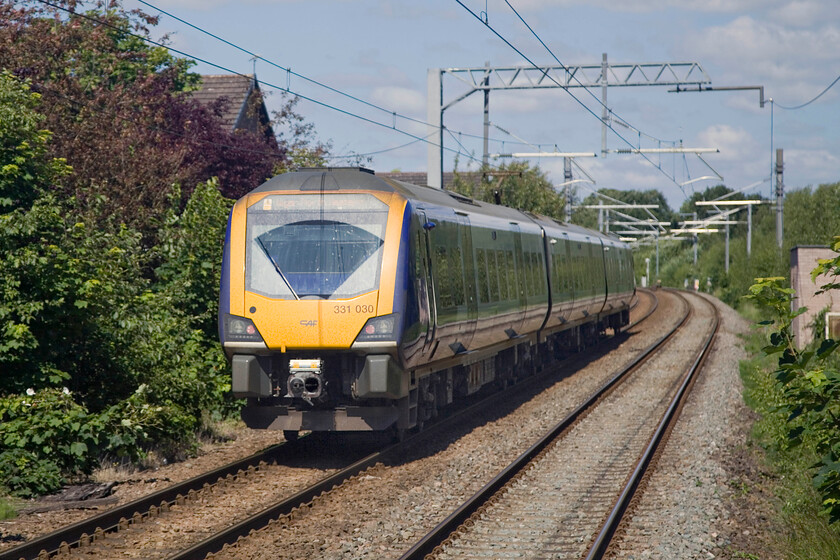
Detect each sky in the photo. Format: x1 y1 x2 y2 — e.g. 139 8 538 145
123 0 840 211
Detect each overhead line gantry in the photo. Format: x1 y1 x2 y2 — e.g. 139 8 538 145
426 55 711 188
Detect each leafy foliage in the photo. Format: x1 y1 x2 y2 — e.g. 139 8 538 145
0 389 99 496
678 185 739 218
270 94 331 174
0 37 258 496
0 390 101 474
0 193 150 400
0 449 63 498
632 181 840 306
0 70 70 211
0 1 285 241
745 239 840 522
155 178 233 339
451 161 566 219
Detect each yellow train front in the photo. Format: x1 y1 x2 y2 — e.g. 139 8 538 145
219 167 635 439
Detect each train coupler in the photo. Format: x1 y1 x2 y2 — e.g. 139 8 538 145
287 358 326 405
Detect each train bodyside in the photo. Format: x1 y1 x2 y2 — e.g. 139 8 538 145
220 168 634 435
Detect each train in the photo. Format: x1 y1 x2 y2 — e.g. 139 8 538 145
219 167 635 439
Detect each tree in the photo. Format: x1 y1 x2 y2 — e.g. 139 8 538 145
155 178 233 340
0 1 286 240
271 93 331 174
0 71 69 212
745 241 840 523
784 183 840 247
451 161 566 219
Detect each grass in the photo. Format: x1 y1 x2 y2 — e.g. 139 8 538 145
739 328 840 559
0 496 17 520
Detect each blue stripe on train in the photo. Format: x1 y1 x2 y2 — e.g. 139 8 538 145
218 208 233 343
391 202 412 341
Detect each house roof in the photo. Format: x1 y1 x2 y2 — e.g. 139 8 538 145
193 74 257 132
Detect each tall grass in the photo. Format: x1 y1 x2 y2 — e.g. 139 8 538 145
740 331 840 559
0 497 16 520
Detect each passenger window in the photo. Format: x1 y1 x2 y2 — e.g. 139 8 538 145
476 249 490 304
522 252 532 297
527 252 537 297
435 245 453 309
506 251 516 300
450 246 465 306
488 250 500 302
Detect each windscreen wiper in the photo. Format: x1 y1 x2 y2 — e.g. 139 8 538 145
256 237 300 301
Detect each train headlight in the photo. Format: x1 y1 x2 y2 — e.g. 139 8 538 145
354 313 399 342
223 314 265 343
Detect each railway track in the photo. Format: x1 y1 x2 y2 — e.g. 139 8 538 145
586 292 718 559
2 290 661 560
399 290 718 559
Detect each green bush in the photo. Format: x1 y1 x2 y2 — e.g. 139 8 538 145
0 389 102 474
0 449 63 498
0 32 295 499
0 388 103 496
155 178 234 340
740 334 840 558
745 238 840 523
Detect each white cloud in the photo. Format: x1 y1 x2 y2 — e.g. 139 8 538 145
786 148 840 184
695 124 759 161
681 15 840 100
768 0 827 27
371 86 426 114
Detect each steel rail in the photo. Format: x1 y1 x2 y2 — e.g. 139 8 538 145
398 290 687 560
584 292 720 559
3 293 656 560
164 294 658 560
0 444 289 560
628 288 657 327
165 444 401 560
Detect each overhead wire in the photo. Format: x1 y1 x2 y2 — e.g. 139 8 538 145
327 135 431 160
34 80 286 159
446 127 477 159
135 0 531 162
456 0 696 195
135 0 433 130
775 73 840 110
501 0 680 149
33 0 500 170
136 0 599 170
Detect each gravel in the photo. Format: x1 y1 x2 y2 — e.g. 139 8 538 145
0 291 780 560
211 290 689 559
0 425 282 551
606 292 776 560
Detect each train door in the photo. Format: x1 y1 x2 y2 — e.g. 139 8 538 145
561 233 573 303
456 212 477 350
554 232 573 307
418 210 437 352
511 223 527 309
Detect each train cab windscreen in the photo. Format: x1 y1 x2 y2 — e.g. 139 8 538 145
246 193 389 299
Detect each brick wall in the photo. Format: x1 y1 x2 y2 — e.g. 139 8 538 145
790 246 840 348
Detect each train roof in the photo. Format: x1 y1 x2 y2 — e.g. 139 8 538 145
250 168 627 247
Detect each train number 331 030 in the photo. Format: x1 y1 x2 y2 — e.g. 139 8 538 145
333 304 375 314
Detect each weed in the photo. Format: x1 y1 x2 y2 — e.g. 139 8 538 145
0 497 17 520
